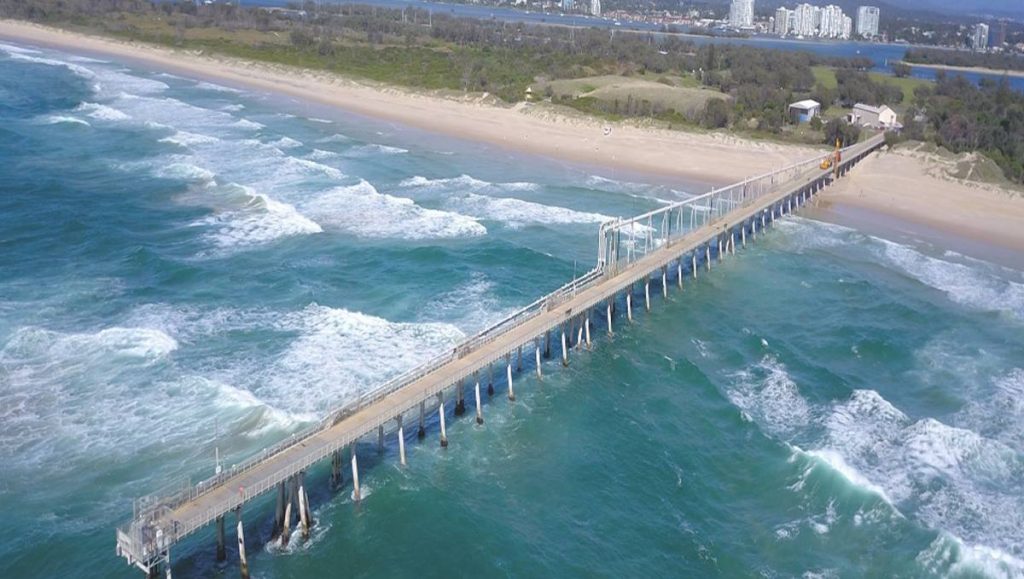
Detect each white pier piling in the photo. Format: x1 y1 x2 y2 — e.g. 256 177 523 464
474 381 483 425
507 361 515 401
236 509 249 579
397 416 407 466
438 399 448 448
350 445 361 502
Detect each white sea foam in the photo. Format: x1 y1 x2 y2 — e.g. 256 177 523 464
799 447 895 506
956 369 1024 453
4 51 95 79
4 326 180 360
876 238 1024 320
584 174 679 202
74 102 130 121
195 80 242 93
271 136 303 149
819 390 1024 556
417 272 518 333
249 304 466 414
308 148 340 160
92 72 169 99
302 180 486 240
39 115 90 127
727 355 812 437
400 174 539 193
154 162 216 184
286 156 345 180
0 323 309 475
232 118 265 131
316 134 350 143
194 184 323 251
112 94 247 134
159 130 221 147
0 41 41 56
345 144 408 156
446 193 612 228
916 533 1024 579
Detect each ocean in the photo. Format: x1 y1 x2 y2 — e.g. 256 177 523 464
1 41 1023 579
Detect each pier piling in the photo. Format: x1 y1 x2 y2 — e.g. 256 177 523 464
215 516 226 563
475 381 483 425
438 395 448 448
507 358 515 401
351 444 361 502
236 509 249 579
535 342 542 377
397 416 407 466
454 380 466 416
606 300 613 335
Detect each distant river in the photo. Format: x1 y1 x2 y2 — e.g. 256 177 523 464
252 0 1024 91
1 40 1023 579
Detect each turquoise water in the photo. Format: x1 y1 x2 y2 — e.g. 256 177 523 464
1 40 1023 579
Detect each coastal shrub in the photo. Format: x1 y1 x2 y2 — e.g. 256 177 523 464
701 98 729 128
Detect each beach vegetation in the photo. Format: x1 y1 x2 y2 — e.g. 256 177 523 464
3 0 1020 181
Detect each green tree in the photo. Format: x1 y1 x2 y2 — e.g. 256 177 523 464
824 118 861 147
891 62 912 78
701 98 729 129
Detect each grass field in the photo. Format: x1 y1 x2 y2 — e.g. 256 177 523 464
539 75 727 116
811 65 931 106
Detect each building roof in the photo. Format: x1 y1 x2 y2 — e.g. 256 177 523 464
789 99 821 110
853 103 894 115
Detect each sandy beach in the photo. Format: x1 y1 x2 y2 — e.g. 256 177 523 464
816 145 1024 264
0 19 819 186
3 19 1023 261
900 60 1024 80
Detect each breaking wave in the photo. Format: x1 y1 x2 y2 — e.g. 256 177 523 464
302 180 486 240
445 193 611 228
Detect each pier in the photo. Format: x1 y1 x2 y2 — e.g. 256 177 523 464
115 134 885 577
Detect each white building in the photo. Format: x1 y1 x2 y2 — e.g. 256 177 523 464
850 103 898 129
842 15 853 39
818 5 841 38
729 0 755 29
973 23 989 51
793 3 817 37
590 0 601 16
774 7 792 35
856 6 880 38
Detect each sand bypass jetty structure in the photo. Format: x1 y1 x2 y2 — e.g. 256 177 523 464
116 134 886 577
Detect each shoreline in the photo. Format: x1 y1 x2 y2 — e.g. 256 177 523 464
0 19 819 187
3 20 1023 267
900 59 1024 80
814 147 1024 268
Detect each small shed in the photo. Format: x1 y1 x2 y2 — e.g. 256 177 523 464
788 99 821 124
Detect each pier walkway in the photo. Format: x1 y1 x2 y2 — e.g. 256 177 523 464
116 134 885 577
